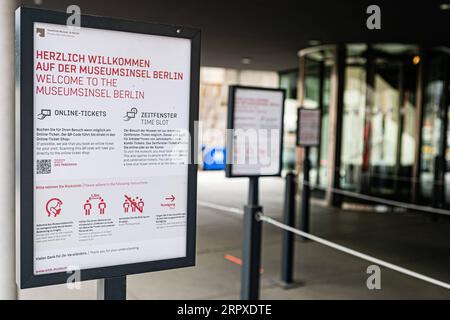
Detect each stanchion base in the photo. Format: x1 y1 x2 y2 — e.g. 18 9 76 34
271 279 304 290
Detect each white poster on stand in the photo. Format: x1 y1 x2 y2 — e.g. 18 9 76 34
33 22 191 275
228 87 284 177
297 108 321 146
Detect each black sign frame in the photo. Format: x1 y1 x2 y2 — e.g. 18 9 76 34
296 107 321 147
226 85 285 178
15 7 200 289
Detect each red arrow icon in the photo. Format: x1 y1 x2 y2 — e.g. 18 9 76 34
165 195 175 202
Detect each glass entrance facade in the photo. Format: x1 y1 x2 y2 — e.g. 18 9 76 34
419 49 450 208
299 48 333 192
298 43 450 210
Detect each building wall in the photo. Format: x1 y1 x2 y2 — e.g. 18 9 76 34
199 67 279 148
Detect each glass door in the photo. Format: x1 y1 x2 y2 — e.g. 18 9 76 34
299 48 334 193
362 45 419 200
340 45 367 192
419 49 450 208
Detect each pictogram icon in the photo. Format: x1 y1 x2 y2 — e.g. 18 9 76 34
165 194 176 202
46 198 63 217
123 194 144 214
83 194 107 216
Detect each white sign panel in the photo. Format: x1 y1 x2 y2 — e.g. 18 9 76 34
297 108 321 146
32 22 191 275
227 87 284 177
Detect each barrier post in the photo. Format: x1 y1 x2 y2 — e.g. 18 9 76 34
97 276 127 300
241 177 263 300
300 146 311 234
281 172 296 285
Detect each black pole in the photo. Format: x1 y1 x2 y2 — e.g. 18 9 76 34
300 147 310 234
281 172 296 285
97 276 127 300
241 176 263 300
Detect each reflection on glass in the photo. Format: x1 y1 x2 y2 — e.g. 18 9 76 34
301 51 333 191
419 52 449 208
280 70 299 171
420 80 443 201
341 44 418 201
299 43 449 208
340 66 366 191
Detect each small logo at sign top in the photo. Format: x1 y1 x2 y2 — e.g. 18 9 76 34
36 28 45 37
46 198 63 217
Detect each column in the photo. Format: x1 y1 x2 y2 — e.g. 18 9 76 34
0 0 17 299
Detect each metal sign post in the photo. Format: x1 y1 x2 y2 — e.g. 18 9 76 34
280 172 296 285
97 276 127 300
226 86 285 300
300 147 311 234
241 177 263 300
296 108 321 235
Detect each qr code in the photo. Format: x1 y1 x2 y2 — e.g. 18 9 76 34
36 159 51 174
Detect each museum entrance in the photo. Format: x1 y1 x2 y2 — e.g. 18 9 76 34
298 47 334 196
298 43 450 209
418 48 450 209
360 45 419 201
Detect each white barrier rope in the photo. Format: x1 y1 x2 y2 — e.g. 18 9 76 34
198 201 243 216
302 181 450 216
198 201 450 290
257 212 450 290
